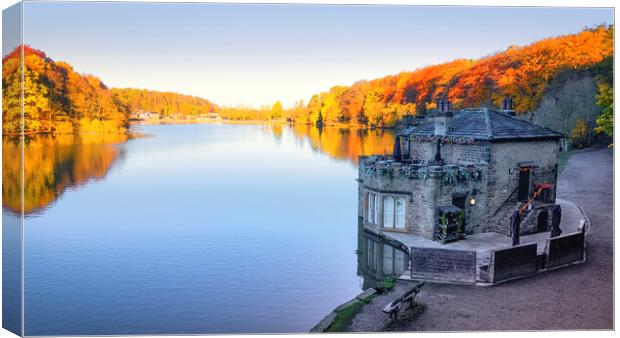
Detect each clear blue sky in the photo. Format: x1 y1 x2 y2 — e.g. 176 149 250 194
20 2 613 107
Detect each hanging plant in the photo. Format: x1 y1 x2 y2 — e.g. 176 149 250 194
471 165 482 180
442 168 458 185
457 167 470 181
412 135 475 145
399 165 416 178
362 164 377 176
418 167 429 180
456 211 465 227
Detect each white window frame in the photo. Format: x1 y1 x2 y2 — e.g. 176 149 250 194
381 194 407 230
383 196 394 228
395 197 406 229
366 192 379 225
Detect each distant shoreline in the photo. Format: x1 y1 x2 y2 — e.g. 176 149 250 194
2 119 394 138
130 118 382 130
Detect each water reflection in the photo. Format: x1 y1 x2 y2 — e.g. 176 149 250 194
2 124 393 217
357 220 410 290
2 134 128 216
288 125 395 165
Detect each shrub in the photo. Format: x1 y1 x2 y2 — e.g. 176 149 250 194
570 118 589 148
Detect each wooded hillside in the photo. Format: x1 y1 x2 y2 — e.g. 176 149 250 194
111 88 217 118
2 47 218 135
286 25 613 128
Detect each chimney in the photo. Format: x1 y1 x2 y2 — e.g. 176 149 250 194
500 97 516 116
434 98 453 136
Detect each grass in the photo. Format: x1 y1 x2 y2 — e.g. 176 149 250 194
326 297 373 332
558 151 573 174
376 276 398 293
325 276 399 332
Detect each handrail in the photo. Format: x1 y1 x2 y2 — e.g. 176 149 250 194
491 186 519 218
518 183 553 214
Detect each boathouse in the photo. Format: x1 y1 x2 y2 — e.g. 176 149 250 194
357 99 591 285
359 99 563 240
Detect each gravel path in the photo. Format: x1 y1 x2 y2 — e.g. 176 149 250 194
348 147 613 331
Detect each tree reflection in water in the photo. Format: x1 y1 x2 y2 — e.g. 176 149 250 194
288 125 395 165
3 124 393 216
2 133 129 216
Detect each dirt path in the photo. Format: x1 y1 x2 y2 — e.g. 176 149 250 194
349 147 613 331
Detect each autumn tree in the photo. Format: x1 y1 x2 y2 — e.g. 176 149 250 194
2 45 127 135
2 56 22 134
363 89 385 128
270 100 284 120
318 86 347 125
570 118 589 148
307 94 323 125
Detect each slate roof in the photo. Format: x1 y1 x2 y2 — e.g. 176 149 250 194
401 108 564 141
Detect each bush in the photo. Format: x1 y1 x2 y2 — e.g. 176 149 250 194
570 118 589 148
376 276 398 293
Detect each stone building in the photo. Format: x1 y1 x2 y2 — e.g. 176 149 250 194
358 100 563 242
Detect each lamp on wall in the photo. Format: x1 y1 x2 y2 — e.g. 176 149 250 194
469 189 478 206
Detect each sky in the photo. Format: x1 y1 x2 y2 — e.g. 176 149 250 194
14 2 615 108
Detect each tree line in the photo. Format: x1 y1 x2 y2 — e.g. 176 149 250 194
273 24 613 129
2 24 613 135
3 46 127 135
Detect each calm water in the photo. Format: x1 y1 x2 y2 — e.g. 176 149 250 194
3 123 402 335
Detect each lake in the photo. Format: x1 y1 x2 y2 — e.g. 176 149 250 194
2 123 406 335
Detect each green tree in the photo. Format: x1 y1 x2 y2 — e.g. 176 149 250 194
594 82 613 145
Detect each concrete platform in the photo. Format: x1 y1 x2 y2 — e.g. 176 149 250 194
380 198 585 256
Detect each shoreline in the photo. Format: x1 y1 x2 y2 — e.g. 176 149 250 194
3 119 398 139
129 118 386 130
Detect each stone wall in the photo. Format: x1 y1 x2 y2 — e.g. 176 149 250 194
358 172 423 236
407 140 491 165
486 140 559 234
410 247 477 284
431 169 488 235
358 162 488 239
359 137 559 239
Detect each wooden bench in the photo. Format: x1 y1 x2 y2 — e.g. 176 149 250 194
382 282 424 320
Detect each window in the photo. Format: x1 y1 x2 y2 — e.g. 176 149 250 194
395 197 406 229
383 196 394 227
382 195 406 230
367 192 379 225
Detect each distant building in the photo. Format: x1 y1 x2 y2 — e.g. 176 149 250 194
196 112 222 120
130 111 161 121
